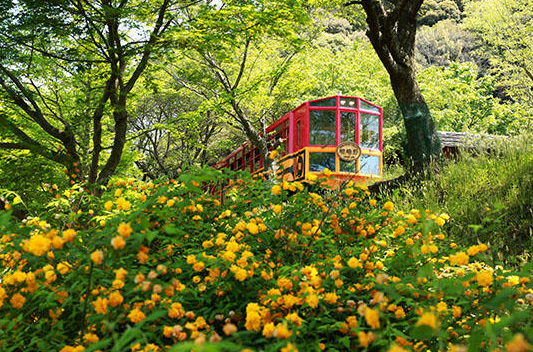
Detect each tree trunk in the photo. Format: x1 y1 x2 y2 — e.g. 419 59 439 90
359 0 441 174
389 66 441 172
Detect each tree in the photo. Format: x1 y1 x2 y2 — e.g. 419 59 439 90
0 0 175 189
130 91 222 179
415 20 477 68
418 0 461 26
168 0 311 174
463 0 533 111
346 0 442 172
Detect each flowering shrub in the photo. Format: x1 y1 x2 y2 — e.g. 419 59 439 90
0 168 532 352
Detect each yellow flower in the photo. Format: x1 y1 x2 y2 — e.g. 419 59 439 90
104 201 113 211
115 267 127 280
388 344 409 352
262 322 275 338
111 236 126 250
416 312 437 330
269 150 278 159
116 197 131 211
436 217 445 226
271 185 282 196
56 262 71 275
383 201 394 211
24 234 52 256
364 308 380 329
247 222 259 235
109 291 124 307
117 222 133 238
324 292 339 304
245 305 261 331
348 257 362 268
452 305 462 318
476 270 493 287
306 294 319 308
222 251 236 262
286 312 302 327
226 241 240 253
83 333 99 343
369 199 377 206
62 229 77 242
223 323 237 336
281 342 298 352
91 251 104 265
307 174 318 182
449 252 469 266
505 333 531 352
234 267 247 281
273 205 282 214
10 293 26 309
358 331 370 347
274 322 292 339
92 297 108 314
128 308 146 323
193 261 205 272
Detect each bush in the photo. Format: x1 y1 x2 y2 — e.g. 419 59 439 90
382 135 533 264
1 167 532 351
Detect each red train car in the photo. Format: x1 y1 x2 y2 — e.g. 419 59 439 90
214 95 383 185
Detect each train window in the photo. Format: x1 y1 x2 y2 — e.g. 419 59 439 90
340 111 356 142
360 101 380 114
360 113 380 150
309 110 336 145
359 154 380 175
310 97 336 107
340 159 357 173
339 98 357 108
309 152 336 172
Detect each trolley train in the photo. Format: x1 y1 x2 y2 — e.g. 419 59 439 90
214 95 383 185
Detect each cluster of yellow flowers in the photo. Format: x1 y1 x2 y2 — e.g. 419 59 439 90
1 174 532 352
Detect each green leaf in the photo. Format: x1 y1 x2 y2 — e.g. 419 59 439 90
410 325 435 341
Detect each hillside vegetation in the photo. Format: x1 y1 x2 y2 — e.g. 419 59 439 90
382 135 533 265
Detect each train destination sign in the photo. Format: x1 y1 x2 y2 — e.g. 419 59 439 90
336 141 361 162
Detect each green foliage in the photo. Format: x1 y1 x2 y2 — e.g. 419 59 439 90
0 150 65 212
463 0 533 113
418 0 462 26
418 62 525 134
382 135 533 263
416 20 477 68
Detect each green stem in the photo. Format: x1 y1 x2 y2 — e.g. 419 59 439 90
82 260 95 333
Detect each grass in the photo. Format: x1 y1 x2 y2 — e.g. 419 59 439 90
379 134 533 265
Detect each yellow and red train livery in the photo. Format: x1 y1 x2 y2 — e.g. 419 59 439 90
214 95 383 186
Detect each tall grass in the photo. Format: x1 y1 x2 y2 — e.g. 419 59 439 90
381 134 533 265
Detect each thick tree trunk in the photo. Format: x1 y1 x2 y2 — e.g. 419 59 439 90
389 67 441 172
359 0 441 174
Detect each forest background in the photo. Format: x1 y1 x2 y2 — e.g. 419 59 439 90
1 0 533 201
